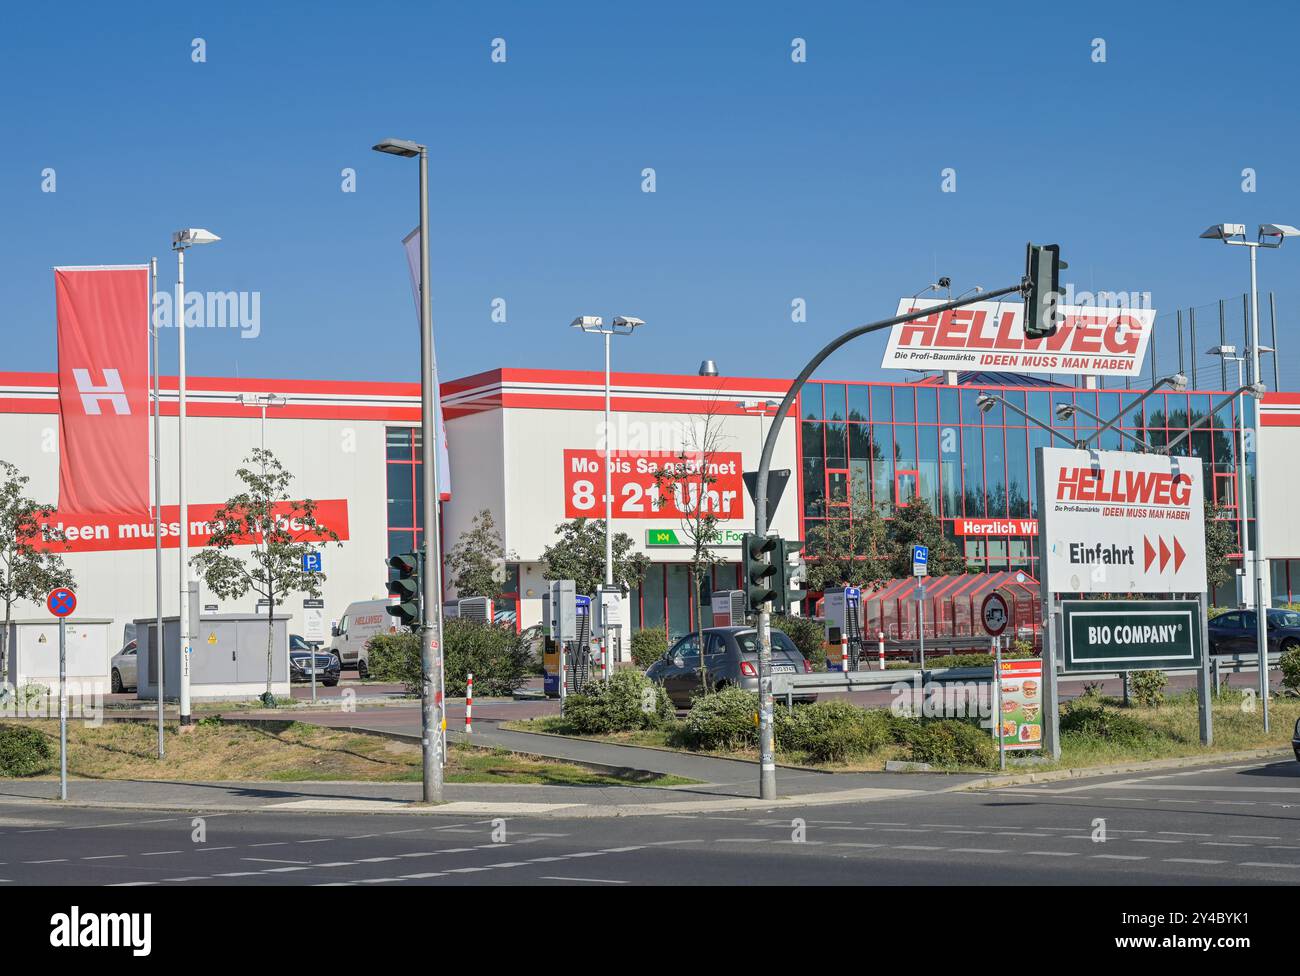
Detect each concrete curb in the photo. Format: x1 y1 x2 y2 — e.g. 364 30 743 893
943 747 1294 792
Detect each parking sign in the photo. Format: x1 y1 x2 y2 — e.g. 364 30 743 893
912 545 929 577
302 551 322 573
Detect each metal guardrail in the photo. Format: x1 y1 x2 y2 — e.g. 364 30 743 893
772 652 1281 697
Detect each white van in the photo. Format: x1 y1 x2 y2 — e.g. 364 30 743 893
329 600 399 678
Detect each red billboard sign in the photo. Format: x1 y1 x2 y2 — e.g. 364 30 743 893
953 518 1039 537
563 450 746 520
55 266 151 514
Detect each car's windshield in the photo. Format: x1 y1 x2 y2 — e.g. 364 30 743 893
735 631 799 656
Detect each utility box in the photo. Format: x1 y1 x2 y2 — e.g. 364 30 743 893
444 596 494 623
711 590 746 627
133 612 290 701
3 618 115 690
823 587 863 671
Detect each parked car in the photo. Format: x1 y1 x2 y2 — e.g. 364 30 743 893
1207 608 1300 655
645 626 815 708
109 639 138 693
1293 717 1300 763
289 634 341 686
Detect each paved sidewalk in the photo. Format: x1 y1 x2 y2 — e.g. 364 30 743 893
0 777 924 818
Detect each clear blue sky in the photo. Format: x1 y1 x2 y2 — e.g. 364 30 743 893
3 1 1298 387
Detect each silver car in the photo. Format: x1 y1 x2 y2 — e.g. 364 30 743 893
109 639 138 693
646 626 814 708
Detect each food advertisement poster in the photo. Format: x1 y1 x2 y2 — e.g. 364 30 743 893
997 659 1043 751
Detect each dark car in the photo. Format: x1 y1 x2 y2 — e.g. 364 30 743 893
1293 718 1300 763
645 626 814 708
289 634 341 686
1207 608 1300 655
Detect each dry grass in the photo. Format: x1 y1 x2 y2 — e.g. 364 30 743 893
0 719 693 786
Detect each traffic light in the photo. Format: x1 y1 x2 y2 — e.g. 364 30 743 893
387 552 422 627
771 537 806 615
1023 242 1067 339
742 532 778 611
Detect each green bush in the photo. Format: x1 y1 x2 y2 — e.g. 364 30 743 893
778 699 892 763
775 616 826 666
885 651 1034 671
0 724 52 777
630 626 669 670
1280 644 1300 693
674 687 770 751
365 632 422 691
366 620 530 697
1060 700 1158 746
561 670 674 734
1128 669 1168 708
891 718 996 768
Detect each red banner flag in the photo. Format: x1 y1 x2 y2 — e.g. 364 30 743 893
55 266 150 515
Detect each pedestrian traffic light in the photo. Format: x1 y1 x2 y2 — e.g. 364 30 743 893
742 532 778 611
771 537 806 615
387 552 422 627
1023 242 1067 339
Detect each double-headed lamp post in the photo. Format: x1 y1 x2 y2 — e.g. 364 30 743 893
571 315 645 591
1201 222 1298 732
171 227 220 726
373 136 446 802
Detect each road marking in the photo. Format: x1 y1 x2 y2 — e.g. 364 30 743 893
25 859 67 864
893 845 943 851
140 851 182 856
1240 861 1300 869
1132 838 1182 845
1025 851 1078 857
107 881 157 886
242 858 310 865
949 848 1007 854
264 866 312 873
1164 858 1225 865
296 838 332 844
1092 854 1147 860
357 857 399 863
82 855 126 860
540 876 626 884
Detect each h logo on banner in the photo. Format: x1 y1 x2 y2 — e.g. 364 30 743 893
72 368 130 415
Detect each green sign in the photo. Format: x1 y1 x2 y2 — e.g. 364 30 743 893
645 528 747 547
1061 599 1202 672
646 528 682 547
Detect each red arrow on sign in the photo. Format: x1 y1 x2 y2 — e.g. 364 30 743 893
1173 537 1186 572
1158 537 1171 571
1144 536 1156 572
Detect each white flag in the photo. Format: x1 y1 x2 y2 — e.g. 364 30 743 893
402 227 452 501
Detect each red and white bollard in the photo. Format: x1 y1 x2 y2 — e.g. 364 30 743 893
878 631 886 671
601 639 608 681
465 673 473 734
840 635 849 674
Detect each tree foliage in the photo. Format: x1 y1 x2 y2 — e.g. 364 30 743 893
804 484 888 591
0 460 74 689
885 497 964 578
190 449 340 704
541 518 650 596
445 508 512 598
1203 502 1236 595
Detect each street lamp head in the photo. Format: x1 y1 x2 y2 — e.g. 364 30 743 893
1169 373 1189 393
1258 223 1300 245
1054 403 1076 420
1206 344 1237 357
372 138 423 158
975 393 997 414
1248 382 1267 400
698 359 718 377
571 315 604 331
1247 345 1276 356
611 315 644 330
171 228 220 250
1200 223 1246 241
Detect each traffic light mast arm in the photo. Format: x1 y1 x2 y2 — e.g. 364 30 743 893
753 279 1024 536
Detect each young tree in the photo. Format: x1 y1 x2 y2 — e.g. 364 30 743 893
445 508 513 598
191 449 340 705
651 405 728 691
0 460 74 689
885 497 963 578
541 518 650 596
804 483 889 592
1204 502 1237 598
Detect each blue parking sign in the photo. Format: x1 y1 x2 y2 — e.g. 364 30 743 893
302 551 322 573
912 545 928 564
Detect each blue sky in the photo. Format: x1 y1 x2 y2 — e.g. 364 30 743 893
2 1 1298 386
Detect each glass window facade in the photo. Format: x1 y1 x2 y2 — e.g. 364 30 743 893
797 380 1250 579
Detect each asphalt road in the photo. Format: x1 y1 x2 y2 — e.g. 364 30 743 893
2 756 1297 885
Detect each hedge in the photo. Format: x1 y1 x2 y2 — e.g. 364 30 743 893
560 670 674 734
366 619 530 697
630 626 669 670
0 724 52 777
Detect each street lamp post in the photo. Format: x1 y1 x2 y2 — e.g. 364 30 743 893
170 228 220 726
239 393 288 455
1201 222 1298 732
1208 345 1252 608
571 315 645 590
373 136 446 802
